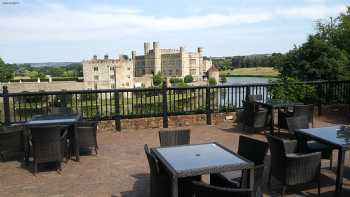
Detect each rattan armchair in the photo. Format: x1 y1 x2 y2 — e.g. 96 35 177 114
159 128 190 147
287 116 334 169
278 104 314 133
76 121 98 154
238 101 271 133
49 107 72 115
191 181 252 197
0 125 27 161
266 135 321 197
210 136 268 197
144 144 171 197
28 125 69 174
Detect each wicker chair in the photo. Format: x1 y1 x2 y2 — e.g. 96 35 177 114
28 125 69 174
266 135 321 197
287 116 334 169
191 181 252 197
278 104 314 133
144 144 171 197
238 101 271 133
159 128 190 147
0 125 27 161
49 107 72 115
76 121 98 154
210 136 268 197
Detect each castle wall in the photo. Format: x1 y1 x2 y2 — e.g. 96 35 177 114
0 81 84 93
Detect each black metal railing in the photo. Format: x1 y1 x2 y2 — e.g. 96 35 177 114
1 80 350 130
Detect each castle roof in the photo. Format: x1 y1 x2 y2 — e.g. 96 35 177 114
207 65 219 72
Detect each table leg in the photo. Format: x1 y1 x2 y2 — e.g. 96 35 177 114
172 176 178 197
74 123 80 162
335 149 345 197
249 167 255 197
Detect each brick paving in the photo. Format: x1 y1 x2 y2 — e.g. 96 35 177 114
1 106 350 197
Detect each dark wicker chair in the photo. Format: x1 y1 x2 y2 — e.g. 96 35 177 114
0 125 27 161
49 107 72 115
76 121 98 154
266 135 321 197
210 136 268 197
144 144 171 197
238 101 271 133
191 181 252 197
287 116 334 169
28 125 69 174
159 128 190 147
278 104 314 133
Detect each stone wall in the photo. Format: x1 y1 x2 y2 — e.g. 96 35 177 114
0 81 85 93
97 112 236 132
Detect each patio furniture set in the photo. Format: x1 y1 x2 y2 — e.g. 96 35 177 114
0 107 98 174
144 96 350 197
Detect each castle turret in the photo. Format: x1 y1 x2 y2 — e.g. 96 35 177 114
131 51 136 59
104 54 109 60
93 55 97 60
153 41 161 74
144 42 152 55
180 46 185 53
197 47 204 55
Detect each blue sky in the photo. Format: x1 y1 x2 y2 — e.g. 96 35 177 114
0 0 348 63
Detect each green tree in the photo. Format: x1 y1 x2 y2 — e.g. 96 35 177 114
152 72 163 87
219 75 227 84
184 75 193 83
0 58 14 82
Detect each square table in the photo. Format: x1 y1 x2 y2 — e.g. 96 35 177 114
255 99 303 134
152 143 255 197
296 126 350 197
25 114 81 161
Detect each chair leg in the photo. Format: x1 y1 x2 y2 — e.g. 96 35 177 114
281 186 286 197
329 152 333 170
268 169 272 190
317 180 321 195
95 147 98 155
34 162 38 175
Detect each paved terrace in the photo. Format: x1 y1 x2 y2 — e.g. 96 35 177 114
1 105 350 197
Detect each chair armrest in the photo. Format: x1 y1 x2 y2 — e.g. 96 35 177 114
283 140 298 154
278 110 293 118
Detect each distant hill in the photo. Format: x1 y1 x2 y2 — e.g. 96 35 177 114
25 62 79 67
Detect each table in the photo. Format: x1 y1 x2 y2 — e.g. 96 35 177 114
255 100 303 134
152 143 255 197
296 126 350 197
25 114 81 161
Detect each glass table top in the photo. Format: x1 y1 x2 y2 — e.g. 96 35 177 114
263 99 303 107
155 143 247 172
27 114 80 125
299 126 350 146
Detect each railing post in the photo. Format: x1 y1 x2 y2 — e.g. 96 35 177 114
206 86 212 125
114 89 121 131
317 83 323 116
245 86 251 101
3 86 11 125
162 82 168 128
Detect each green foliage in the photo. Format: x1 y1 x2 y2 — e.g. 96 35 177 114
152 72 163 87
274 7 350 81
208 77 217 85
170 78 183 84
219 75 227 84
0 58 15 82
184 75 194 83
268 77 317 103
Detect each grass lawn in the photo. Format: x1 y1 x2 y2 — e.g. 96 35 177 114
220 67 280 77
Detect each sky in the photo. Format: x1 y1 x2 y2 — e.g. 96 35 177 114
0 0 348 63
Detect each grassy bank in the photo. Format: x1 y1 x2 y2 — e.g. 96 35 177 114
220 67 280 77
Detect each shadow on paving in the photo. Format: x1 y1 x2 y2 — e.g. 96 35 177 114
119 174 150 197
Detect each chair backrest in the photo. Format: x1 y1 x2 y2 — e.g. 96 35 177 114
266 135 287 181
247 95 262 102
191 181 252 197
286 116 309 135
29 125 63 143
159 128 190 147
0 125 25 160
77 121 98 148
49 107 72 115
144 144 159 176
293 104 314 123
238 136 268 166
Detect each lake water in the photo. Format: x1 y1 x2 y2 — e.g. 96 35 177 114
224 76 275 85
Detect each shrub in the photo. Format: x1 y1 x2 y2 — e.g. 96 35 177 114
184 75 193 83
152 72 163 87
208 77 217 86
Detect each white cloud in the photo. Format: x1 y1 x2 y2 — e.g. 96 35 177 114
0 2 347 41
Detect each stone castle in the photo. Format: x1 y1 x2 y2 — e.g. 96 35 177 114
83 42 213 89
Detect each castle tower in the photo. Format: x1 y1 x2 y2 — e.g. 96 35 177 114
144 42 152 55
180 46 190 77
93 55 97 61
153 41 161 74
104 54 109 60
131 51 136 59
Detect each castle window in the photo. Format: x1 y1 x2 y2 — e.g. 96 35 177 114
94 83 98 89
94 67 98 71
190 59 196 65
128 75 130 78
94 75 99 80
111 84 116 89
110 75 115 80
127 67 131 70
110 67 115 71
126 82 129 86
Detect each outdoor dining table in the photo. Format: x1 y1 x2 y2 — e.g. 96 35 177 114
255 99 303 134
151 142 255 197
296 126 350 197
24 113 82 161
